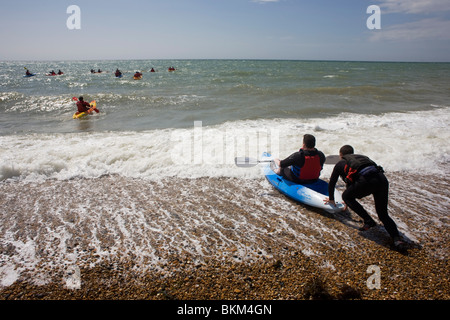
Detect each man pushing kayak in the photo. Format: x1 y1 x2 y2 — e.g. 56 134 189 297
324 145 407 251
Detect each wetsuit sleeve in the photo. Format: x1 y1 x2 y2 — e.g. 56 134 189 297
280 152 304 169
328 160 345 201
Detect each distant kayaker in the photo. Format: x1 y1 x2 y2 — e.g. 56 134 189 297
324 145 407 251
76 96 91 113
134 71 142 78
57 70 63 75
25 69 32 76
49 70 56 75
115 69 122 77
274 134 326 184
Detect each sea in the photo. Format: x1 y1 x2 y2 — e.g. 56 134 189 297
1 60 449 287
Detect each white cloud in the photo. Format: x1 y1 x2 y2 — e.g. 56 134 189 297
370 17 450 41
377 0 450 14
371 0 450 43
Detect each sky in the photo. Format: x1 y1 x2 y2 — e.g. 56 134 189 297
1 0 449 62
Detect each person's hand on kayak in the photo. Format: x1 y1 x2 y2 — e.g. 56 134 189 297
323 197 335 206
324 198 347 211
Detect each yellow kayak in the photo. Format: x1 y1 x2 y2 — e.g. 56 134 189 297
73 101 97 119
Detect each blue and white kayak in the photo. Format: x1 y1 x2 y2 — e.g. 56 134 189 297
261 152 345 214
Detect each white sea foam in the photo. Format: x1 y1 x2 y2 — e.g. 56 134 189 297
0 107 449 182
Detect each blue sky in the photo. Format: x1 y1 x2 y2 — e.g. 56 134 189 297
1 0 449 61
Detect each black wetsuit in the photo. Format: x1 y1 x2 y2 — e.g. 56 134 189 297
328 158 400 239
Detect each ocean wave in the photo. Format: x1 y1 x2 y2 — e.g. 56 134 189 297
1 107 448 182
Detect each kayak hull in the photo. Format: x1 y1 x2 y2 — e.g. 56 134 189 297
262 152 345 214
73 112 88 119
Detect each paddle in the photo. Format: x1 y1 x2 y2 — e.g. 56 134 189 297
234 157 272 168
235 155 341 168
324 155 341 165
72 97 100 113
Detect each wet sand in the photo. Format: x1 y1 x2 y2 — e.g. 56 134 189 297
0 173 449 300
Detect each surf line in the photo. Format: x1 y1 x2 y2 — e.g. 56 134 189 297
170 121 280 166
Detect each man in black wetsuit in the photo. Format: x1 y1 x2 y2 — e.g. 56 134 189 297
325 145 406 250
274 134 326 184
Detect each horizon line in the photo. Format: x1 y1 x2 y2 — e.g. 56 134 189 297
1 58 450 64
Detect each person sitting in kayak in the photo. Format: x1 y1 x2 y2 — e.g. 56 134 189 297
274 134 326 184
25 70 32 76
150 68 155 72
76 96 91 114
97 69 102 73
49 70 56 75
134 71 142 78
115 69 122 77
57 70 63 75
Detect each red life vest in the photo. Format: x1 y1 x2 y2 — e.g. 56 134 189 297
291 151 322 181
76 100 90 113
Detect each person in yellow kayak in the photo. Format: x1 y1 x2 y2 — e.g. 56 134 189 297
76 96 91 114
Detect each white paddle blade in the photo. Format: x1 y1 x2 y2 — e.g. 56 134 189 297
234 157 258 167
325 155 340 165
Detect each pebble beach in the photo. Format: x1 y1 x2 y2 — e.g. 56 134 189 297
0 172 448 301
